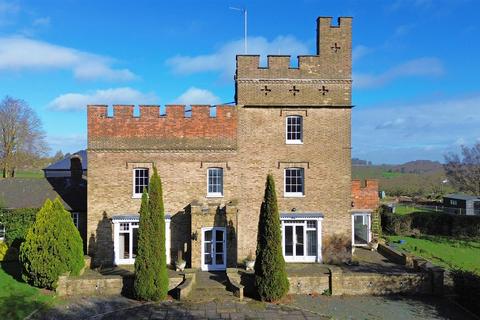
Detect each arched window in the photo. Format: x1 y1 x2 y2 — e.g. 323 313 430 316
286 115 303 144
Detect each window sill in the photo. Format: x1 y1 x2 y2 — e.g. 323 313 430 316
286 141 303 145
284 194 305 198
206 194 224 198
132 194 142 199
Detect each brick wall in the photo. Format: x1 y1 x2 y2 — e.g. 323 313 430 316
351 179 380 210
87 16 353 267
88 105 237 151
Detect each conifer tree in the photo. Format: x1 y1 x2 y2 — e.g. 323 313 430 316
254 174 289 301
20 198 84 289
134 167 169 300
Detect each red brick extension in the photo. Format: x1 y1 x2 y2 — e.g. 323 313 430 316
88 105 237 139
352 179 379 210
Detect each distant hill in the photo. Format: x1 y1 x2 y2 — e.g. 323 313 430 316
391 160 443 174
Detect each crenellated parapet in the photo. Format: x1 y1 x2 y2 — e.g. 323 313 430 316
235 17 352 107
88 105 238 151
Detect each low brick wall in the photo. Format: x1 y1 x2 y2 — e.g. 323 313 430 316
288 275 330 295
57 273 183 297
330 268 431 296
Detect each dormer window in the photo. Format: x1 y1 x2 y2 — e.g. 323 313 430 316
286 115 303 144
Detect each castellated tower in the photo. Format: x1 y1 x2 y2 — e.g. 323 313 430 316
235 17 352 107
233 17 353 262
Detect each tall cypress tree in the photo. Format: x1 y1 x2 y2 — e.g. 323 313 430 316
254 174 289 301
134 167 168 301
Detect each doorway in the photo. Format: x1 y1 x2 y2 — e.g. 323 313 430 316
201 227 227 271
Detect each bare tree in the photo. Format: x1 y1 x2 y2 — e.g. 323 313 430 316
0 96 48 178
444 143 480 195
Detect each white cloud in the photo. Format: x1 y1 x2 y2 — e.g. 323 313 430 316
32 17 50 27
175 87 221 105
352 45 373 62
0 36 136 81
166 36 309 79
353 94 480 163
47 133 86 154
354 57 444 89
0 0 20 25
49 87 158 111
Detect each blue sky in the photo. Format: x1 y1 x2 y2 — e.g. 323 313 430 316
0 0 479 164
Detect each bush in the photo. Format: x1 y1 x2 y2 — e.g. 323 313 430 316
450 269 480 315
134 167 169 301
381 211 480 238
0 241 7 261
0 208 38 248
254 174 289 301
19 198 84 289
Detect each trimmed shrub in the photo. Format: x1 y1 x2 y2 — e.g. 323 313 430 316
134 167 169 301
254 174 289 301
0 208 37 248
19 198 84 289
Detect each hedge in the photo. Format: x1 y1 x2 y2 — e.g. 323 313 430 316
381 210 480 238
0 208 38 248
450 269 480 315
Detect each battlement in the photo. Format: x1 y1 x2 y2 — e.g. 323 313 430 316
235 17 352 106
236 17 352 81
88 105 238 151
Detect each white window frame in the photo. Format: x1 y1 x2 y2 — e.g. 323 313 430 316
450 199 457 206
286 115 303 144
0 223 5 241
207 167 224 197
132 168 149 198
284 167 305 197
113 216 171 265
71 212 79 229
281 217 322 263
352 212 371 247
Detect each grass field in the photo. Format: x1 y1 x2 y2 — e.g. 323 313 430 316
387 235 480 275
393 205 435 215
14 170 44 179
0 261 56 319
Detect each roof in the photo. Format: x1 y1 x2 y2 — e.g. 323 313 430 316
0 177 86 211
43 150 87 171
444 194 480 201
280 212 324 219
111 214 172 221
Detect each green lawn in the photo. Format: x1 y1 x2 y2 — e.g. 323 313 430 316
0 261 57 320
393 205 435 215
14 170 44 179
387 235 480 275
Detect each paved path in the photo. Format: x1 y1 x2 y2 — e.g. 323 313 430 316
33 272 477 319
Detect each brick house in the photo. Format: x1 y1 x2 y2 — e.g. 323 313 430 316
87 17 363 270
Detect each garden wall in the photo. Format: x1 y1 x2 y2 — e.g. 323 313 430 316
57 273 184 297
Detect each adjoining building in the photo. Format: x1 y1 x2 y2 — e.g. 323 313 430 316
443 194 480 216
87 17 357 270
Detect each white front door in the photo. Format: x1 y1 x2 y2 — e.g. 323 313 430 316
201 227 227 271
